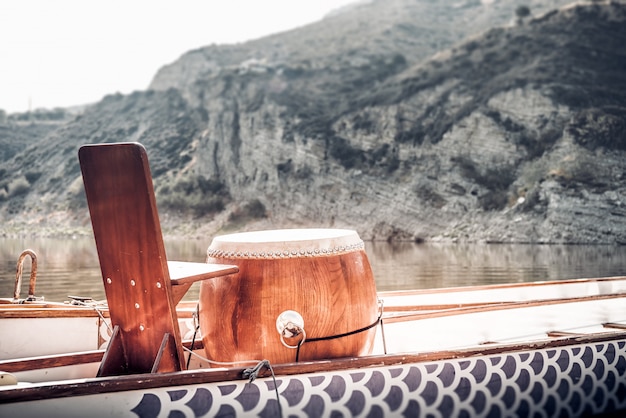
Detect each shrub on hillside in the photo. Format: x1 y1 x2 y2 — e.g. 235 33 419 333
8 177 30 197
157 174 230 217
567 107 626 151
228 199 267 223
25 171 42 184
329 136 365 169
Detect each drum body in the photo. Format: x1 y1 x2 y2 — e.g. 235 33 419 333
199 229 379 364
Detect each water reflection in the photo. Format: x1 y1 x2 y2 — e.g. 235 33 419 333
0 236 209 302
367 241 626 290
1 237 625 302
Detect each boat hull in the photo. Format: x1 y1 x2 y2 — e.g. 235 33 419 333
1 334 625 417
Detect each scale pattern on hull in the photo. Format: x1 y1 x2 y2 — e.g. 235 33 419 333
133 341 626 417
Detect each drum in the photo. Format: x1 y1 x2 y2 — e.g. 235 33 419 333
199 228 379 364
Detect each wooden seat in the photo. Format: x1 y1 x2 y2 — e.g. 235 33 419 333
79 142 238 376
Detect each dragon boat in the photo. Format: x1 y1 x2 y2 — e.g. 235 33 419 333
1 142 624 417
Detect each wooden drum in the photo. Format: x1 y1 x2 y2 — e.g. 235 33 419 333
199 228 379 364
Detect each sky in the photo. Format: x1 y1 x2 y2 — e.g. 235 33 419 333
0 0 357 113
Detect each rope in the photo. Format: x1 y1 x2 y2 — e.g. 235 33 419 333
186 304 201 369
187 324 201 369
183 306 283 415
94 305 113 335
69 297 112 335
181 347 283 417
182 301 385 416
306 313 382 343
295 303 384 362
243 360 283 417
182 347 262 366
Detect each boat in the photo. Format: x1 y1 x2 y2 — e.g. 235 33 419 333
5 248 626 361
0 250 214 360
4 251 626 360
1 142 625 417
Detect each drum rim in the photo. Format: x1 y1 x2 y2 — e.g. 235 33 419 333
207 228 364 259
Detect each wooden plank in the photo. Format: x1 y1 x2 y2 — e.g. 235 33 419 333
79 143 185 375
97 326 127 377
381 292 626 324
603 322 626 330
0 351 105 373
377 276 626 297
547 330 585 337
168 261 238 305
151 333 179 374
381 301 513 313
0 308 106 319
0 339 203 374
167 261 238 285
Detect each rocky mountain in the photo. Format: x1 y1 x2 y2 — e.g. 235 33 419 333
0 0 625 244
0 108 73 163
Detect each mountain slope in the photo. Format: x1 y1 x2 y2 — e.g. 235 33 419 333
0 0 624 244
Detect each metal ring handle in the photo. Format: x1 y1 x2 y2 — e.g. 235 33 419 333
280 329 306 349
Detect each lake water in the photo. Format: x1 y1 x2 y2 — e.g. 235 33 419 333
2 236 626 302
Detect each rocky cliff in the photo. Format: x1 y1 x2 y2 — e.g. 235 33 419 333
0 0 624 244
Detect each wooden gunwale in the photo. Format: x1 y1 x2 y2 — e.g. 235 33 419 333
382 301 514 312
0 351 105 373
377 275 626 297
0 338 206 374
0 304 201 319
381 291 626 323
0 308 108 319
1 331 625 404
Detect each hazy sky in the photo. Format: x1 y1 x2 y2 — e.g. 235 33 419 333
0 0 357 113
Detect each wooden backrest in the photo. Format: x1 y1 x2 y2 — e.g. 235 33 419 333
79 142 184 375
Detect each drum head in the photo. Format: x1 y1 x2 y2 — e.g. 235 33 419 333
207 228 364 259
